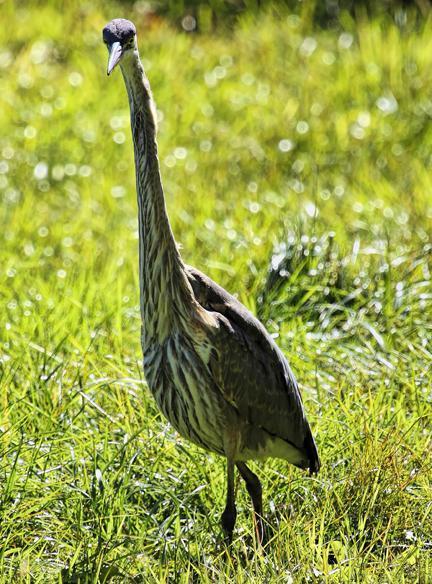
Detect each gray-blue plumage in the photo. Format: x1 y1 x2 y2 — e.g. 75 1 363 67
103 17 320 544
103 18 136 45
187 266 320 472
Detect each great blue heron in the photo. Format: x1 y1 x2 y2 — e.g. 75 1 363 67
103 18 320 544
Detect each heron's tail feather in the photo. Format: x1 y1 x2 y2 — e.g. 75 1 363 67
303 424 320 474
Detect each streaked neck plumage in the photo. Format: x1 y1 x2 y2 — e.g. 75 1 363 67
119 47 194 343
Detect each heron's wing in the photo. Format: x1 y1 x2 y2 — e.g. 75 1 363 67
186 265 319 471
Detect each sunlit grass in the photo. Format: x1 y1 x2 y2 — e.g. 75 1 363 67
0 1 431 581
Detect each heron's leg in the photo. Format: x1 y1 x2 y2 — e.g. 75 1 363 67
236 462 265 544
221 459 237 543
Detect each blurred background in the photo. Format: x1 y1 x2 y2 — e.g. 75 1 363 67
0 0 430 580
1 0 431 364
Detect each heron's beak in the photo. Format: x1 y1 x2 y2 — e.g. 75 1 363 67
107 42 123 76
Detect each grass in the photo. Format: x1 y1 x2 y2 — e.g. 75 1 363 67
0 1 431 581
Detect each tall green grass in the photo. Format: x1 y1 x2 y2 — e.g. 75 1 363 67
0 2 430 581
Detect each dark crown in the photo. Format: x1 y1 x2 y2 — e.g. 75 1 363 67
103 19 136 45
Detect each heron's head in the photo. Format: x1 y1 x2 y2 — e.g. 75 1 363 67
103 18 137 76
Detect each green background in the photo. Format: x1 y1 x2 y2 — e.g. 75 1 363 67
0 1 430 581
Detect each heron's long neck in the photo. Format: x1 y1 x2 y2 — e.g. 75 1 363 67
121 53 194 342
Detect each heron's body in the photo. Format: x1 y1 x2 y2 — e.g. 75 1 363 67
145 264 315 466
103 18 319 543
